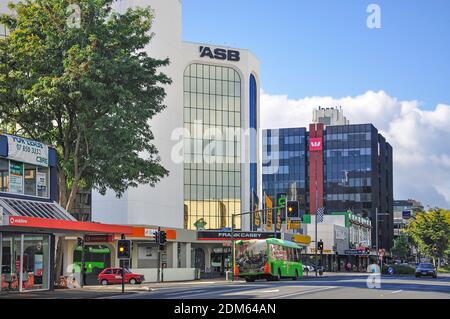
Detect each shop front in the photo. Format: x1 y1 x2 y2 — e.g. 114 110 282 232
195 230 281 278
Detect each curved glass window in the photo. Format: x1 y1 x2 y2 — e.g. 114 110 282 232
183 64 241 230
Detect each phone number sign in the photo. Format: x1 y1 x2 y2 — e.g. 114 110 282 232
7 135 49 167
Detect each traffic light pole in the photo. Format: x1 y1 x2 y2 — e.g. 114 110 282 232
157 227 161 283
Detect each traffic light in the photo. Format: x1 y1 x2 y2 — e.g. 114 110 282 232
317 240 324 251
159 231 167 245
117 239 131 259
365 247 370 255
77 237 84 247
286 201 299 218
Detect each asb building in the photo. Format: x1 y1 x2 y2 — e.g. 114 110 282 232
92 0 260 233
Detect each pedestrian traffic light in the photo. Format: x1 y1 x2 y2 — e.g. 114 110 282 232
286 201 299 218
318 240 324 251
365 247 370 255
117 239 131 259
77 237 84 247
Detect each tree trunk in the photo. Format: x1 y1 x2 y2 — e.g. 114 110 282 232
54 169 70 284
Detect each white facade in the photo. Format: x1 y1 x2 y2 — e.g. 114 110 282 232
313 106 349 126
92 0 260 230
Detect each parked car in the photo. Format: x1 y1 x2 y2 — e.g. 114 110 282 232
415 263 437 278
98 268 145 285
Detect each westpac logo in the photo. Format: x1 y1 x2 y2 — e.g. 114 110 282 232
310 141 321 147
199 46 240 62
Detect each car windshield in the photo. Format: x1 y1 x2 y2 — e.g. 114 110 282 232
418 263 434 269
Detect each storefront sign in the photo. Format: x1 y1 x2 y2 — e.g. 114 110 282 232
84 234 113 243
7 135 49 167
9 161 24 195
345 249 369 255
144 228 158 238
197 231 281 241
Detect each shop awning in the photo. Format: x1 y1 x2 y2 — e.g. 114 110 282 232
0 197 133 235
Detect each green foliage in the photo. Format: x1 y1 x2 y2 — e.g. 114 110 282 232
382 264 415 275
406 209 450 262
391 233 410 260
0 0 170 209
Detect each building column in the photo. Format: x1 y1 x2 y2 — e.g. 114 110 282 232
167 242 178 268
186 243 192 268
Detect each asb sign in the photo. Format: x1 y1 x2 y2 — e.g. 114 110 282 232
199 46 240 62
7 135 49 167
309 137 323 152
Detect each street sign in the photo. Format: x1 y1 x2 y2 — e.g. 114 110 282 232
388 266 394 275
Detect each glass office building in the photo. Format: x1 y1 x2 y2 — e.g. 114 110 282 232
262 124 394 249
262 128 308 212
183 64 242 230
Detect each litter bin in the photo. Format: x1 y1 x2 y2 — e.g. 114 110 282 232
318 267 324 276
226 271 234 281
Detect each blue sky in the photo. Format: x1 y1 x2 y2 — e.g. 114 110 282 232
182 0 450 109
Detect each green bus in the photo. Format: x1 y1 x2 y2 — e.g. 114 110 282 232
73 245 111 275
234 238 303 282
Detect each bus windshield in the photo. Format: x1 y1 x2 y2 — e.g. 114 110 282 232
235 240 268 273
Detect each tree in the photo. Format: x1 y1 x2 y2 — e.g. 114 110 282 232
406 209 450 266
0 0 170 280
391 233 410 261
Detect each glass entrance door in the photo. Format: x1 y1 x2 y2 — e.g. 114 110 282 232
1 234 21 292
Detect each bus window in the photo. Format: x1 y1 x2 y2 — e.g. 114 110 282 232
293 249 299 262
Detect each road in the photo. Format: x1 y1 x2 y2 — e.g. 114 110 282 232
106 274 450 299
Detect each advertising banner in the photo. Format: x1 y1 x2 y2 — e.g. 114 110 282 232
9 161 24 195
7 135 49 167
264 193 273 231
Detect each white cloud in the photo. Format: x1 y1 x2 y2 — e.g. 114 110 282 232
260 90 450 209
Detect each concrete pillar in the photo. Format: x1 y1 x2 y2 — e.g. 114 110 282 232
186 243 191 268
167 242 178 268
204 246 212 272
132 241 139 268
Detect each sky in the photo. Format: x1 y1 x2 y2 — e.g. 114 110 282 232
182 0 450 209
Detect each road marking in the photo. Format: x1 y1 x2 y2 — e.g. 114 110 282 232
391 290 403 294
166 289 207 296
270 286 337 299
223 289 280 296
166 287 258 299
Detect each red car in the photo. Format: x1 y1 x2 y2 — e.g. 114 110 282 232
98 268 145 285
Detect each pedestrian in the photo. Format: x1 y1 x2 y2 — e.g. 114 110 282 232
346 262 352 272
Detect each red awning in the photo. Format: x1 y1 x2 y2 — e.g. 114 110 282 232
2 216 133 235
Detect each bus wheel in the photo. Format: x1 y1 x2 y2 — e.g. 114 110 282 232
293 270 299 281
245 277 255 282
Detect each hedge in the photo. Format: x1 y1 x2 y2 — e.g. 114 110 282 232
381 264 415 275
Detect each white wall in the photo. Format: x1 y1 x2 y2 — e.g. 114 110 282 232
92 0 260 230
130 268 196 283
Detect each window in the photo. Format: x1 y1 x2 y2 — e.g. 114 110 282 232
0 158 8 192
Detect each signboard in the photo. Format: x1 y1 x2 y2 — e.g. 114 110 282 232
289 219 301 230
9 161 24 195
197 231 281 241
345 249 369 255
84 234 113 243
265 193 273 231
402 210 411 219
309 137 323 152
7 135 49 167
144 228 158 238
138 245 157 260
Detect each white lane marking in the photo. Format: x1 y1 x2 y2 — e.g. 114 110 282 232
166 287 257 299
391 290 403 294
166 289 207 296
270 286 337 299
223 289 280 296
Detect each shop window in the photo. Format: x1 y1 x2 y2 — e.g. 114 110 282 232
24 164 37 196
0 158 8 192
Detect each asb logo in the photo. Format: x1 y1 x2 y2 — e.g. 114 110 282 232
309 138 323 152
199 46 240 62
